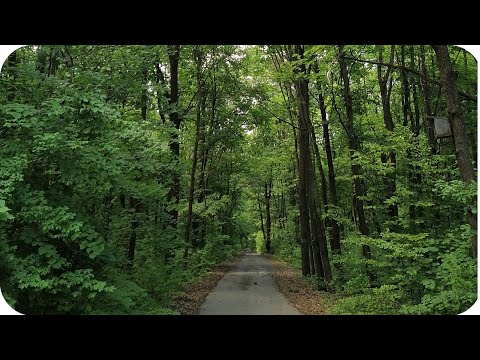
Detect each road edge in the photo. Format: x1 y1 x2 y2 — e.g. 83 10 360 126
169 254 243 315
268 255 328 315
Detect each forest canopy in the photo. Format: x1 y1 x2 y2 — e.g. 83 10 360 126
0 45 477 315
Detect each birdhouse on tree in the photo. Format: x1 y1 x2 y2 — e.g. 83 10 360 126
429 116 452 138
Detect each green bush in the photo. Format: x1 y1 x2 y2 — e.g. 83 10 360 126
330 285 402 315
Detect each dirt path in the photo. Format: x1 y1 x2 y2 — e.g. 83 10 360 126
198 253 302 315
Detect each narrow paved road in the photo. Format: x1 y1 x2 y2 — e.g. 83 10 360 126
198 253 302 315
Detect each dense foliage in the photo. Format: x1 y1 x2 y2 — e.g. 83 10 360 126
0 45 477 314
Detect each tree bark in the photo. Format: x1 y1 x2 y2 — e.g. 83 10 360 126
184 47 203 253
127 64 148 266
292 45 312 277
408 46 423 228
141 66 148 121
166 45 181 231
338 45 373 262
264 179 272 253
310 126 329 230
316 81 341 254
432 45 477 257
127 197 140 264
377 45 398 224
420 45 437 154
293 45 331 283
257 192 266 245
155 62 167 124
400 46 413 128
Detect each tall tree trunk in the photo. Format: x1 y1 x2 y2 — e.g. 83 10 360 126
129 64 147 258
316 82 341 253
432 45 477 258
377 45 399 224
407 46 423 229
127 197 140 264
308 123 332 284
400 46 413 127
103 192 113 243
127 64 148 266
265 179 272 253
292 45 312 277
257 192 266 245
310 126 329 231
293 45 331 283
140 66 148 121
155 62 167 124
6 50 17 102
184 47 203 254
420 45 437 155
198 50 216 248
166 45 181 231
338 45 373 263
410 47 421 135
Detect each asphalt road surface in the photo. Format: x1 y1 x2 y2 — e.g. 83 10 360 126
198 253 302 315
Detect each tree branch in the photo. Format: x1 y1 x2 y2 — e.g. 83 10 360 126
344 55 477 102
331 90 350 138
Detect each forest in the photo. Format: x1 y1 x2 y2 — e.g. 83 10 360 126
0 45 477 315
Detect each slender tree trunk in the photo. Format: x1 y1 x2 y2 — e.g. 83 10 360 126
127 197 140 264
265 180 272 253
103 192 113 243
184 47 203 254
411 47 421 135
193 74 208 249
141 66 148 121
420 45 437 154
316 82 341 253
408 46 423 229
198 51 216 247
127 64 148 266
306 130 332 284
257 192 266 245
155 62 167 124
377 45 399 224
310 126 329 230
338 46 373 263
400 45 415 225
400 46 413 127
307 126 332 284
432 45 477 257
166 45 181 231
309 241 316 276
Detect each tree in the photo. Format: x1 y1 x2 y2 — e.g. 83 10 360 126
338 45 372 261
167 45 181 230
315 79 341 254
293 45 331 283
432 45 477 257
184 46 204 254
377 45 398 223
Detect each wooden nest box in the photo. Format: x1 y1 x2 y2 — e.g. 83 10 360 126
429 116 452 138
